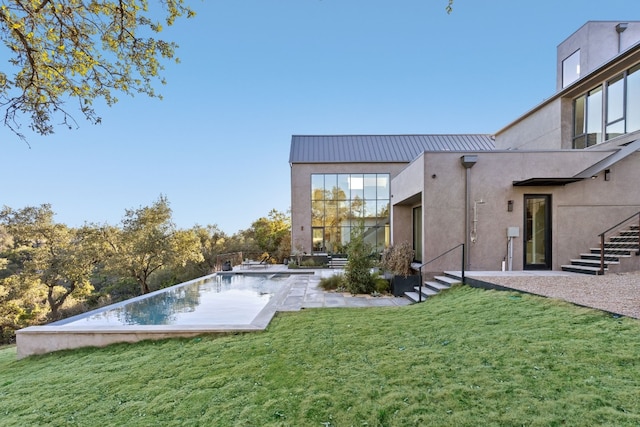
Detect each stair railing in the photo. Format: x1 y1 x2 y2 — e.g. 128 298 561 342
598 210 640 275
413 243 465 302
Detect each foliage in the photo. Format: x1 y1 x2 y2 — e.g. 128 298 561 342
318 273 344 291
101 195 203 295
380 241 415 277
344 222 376 294
0 0 194 139
186 224 228 276
2 287 640 426
245 209 291 262
372 271 390 294
0 204 101 319
0 275 47 343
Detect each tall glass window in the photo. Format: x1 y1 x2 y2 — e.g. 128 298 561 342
310 173 390 254
586 86 602 147
573 88 602 149
573 64 640 148
627 65 640 133
606 74 625 140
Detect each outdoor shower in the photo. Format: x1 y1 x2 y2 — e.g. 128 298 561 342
471 199 485 243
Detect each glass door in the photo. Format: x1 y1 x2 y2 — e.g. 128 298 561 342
312 227 325 253
412 206 422 263
524 195 551 269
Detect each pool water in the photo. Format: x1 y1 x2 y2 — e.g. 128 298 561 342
55 273 290 327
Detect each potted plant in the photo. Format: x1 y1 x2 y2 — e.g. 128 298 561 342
380 241 419 296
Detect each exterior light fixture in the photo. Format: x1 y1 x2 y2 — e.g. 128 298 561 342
507 200 514 212
604 169 611 181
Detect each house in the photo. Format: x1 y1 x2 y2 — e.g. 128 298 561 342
289 21 640 275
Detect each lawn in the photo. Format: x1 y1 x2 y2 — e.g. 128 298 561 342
1 285 639 426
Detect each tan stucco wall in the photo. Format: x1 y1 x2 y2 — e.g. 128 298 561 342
494 100 563 150
290 162 408 254
391 150 640 272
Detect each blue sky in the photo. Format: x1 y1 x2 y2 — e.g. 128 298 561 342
2 0 638 233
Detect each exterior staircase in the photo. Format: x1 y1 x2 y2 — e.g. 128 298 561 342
328 256 348 269
404 273 461 303
561 225 640 275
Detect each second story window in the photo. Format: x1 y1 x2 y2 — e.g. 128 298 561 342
573 64 640 148
563 50 581 88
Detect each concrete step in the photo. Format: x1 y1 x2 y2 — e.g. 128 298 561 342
590 247 636 256
561 264 604 275
579 253 628 261
404 287 439 302
328 257 348 268
424 280 450 292
569 258 619 268
434 275 461 286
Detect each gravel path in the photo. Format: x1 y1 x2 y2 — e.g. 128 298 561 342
473 272 640 319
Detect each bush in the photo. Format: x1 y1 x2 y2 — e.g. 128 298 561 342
344 223 376 294
380 241 415 277
319 274 345 291
372 272 390 294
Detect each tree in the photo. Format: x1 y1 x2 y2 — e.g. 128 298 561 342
0 0 194 139
102 195 202 295
246 209 291 262
188 224 228 276
0 204 102 319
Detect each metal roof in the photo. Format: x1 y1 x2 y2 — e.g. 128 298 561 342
289 134 495 163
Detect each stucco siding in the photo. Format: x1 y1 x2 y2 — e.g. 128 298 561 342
494 100 562 150
391 150 640 272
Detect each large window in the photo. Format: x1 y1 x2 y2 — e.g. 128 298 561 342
311 173 390 254
573 64 640 148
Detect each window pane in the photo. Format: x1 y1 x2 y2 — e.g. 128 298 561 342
606 121 625 140
337 201 349 226
377 200 390 219
363 174 377 199
363 200 376 218
311 175 324 200
562 49 580 88
606 74 624 127
628 65 640 133
574 95 586 136
377 174 390 198
336 174 349 200
311 201 324 226
350 197 364 218
349 174 364 200
586 87 602 146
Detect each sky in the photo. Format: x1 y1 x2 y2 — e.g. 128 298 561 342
1 0 638 234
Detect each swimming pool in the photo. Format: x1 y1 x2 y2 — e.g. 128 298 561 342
15 272 294 359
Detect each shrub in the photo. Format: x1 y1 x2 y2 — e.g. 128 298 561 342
379 241 415 277
319 274 345 291
372 272 390 294
344 223 376 294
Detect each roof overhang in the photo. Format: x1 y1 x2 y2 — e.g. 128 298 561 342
512 177 584 186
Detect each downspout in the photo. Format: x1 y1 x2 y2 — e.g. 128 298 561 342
460 155 478 270
616 23 628 53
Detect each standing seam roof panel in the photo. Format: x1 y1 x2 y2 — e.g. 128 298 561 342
289 134 495 163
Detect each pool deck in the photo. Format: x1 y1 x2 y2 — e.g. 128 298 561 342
256 265 411 311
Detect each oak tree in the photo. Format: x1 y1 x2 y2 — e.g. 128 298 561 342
0 0 194 139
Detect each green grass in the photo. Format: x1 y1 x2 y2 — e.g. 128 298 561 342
1 286 640 426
